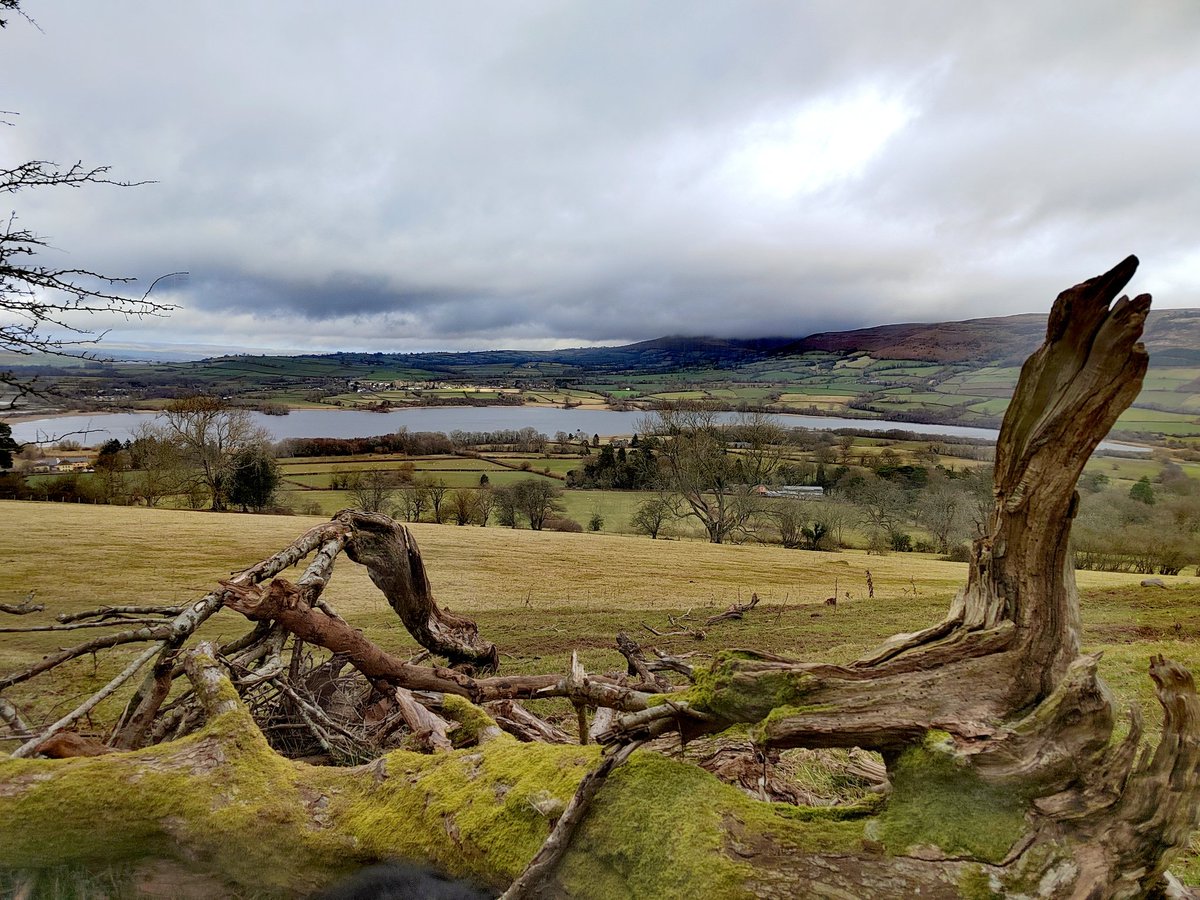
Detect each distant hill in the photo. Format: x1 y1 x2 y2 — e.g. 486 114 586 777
307 335 794 377
779 310 1200 367
779 314 1047 365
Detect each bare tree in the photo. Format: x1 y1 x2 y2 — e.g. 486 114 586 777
642 405 784 544
449 489 474 526
492 485 519 528
0 5 181 403
630 494 675 539
851 476 908 550
154 397 268 511
473 486 496 527
513 478 565 530
347 469 403 515
422 477 450 524
916 477 969 553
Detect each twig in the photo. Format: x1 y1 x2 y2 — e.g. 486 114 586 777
0 618 165 634
0 623 174 691
11 641 165 758
56 605 182 624
641 622 706 641
500 740 645 900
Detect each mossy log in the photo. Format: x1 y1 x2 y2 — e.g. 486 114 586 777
4 258 1200 898
3 652 1194 898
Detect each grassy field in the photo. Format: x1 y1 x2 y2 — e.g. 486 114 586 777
4 501 1200 879
3 500 1197 720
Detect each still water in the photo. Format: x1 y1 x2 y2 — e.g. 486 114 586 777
9 406 1146 453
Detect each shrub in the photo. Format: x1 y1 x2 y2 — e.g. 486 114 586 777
890 532 913 552
544 516 583 533
588 512 604 532
942 543 972 563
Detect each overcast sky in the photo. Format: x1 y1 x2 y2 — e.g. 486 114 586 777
3 2 1198 354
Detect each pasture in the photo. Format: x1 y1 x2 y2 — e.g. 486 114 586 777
4 501 1199 726
4 501 1200 880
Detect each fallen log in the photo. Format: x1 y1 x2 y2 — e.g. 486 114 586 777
3 258 1198 897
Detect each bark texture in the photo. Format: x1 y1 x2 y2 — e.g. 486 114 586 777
2 258 1198 898
335 509 499 671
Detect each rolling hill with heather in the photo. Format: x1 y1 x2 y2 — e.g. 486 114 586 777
782 309 1200 367
9 309 1200 440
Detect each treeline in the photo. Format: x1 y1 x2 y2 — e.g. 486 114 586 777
278 432 456 458
278 427 553 457
1073 462 1200 575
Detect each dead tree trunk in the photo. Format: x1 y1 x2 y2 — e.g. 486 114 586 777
598 256 1200 895
2 258 1198 898
335 509 499 671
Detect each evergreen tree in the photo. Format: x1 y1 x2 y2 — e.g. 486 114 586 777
1129 475 1156 505
227 446 281 512
0 422 18 469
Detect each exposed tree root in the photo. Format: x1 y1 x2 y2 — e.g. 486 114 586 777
2 258 1199 897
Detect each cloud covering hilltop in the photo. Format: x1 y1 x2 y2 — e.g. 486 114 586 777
3 2 1198 352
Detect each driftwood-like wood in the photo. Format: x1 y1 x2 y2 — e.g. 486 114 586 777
594 256 1200 895
3 258 1199 898
55 605 183 624
486 700 574 745
0 598 44 615
220 577 653 712
335 509 499 671
392 686 453 753
703 591 760 626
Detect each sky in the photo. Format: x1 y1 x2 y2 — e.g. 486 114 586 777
2 1 1199 355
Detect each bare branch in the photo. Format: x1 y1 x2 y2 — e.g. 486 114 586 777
11 641 165 758
500 740 645 900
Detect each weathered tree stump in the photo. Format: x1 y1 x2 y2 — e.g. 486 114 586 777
2 257 1198 898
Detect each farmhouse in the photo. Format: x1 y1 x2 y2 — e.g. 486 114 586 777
753 484 824 499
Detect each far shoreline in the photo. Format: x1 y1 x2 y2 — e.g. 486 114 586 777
4 401 1155 455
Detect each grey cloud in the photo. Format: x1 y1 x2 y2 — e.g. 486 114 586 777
1 2 1195 353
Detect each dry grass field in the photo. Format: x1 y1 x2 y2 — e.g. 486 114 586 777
4 499 1199 728
4 500 1200 881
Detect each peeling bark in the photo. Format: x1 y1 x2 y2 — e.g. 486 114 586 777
2 259 1198 898
335 509 499 671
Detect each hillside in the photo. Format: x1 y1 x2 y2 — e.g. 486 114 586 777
783 309 1200 366
781 314 1047 365
9 310 1200 439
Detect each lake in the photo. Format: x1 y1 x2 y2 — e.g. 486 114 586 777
7 406 1148 453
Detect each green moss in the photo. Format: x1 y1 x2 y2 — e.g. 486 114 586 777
686 653 818 722
440 694 512 747
878 740 1030 863
333 740 600 888
922 729 953 748
959 866 1004 900
749 703 837 743
0 708 346 893
560 750 866 900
